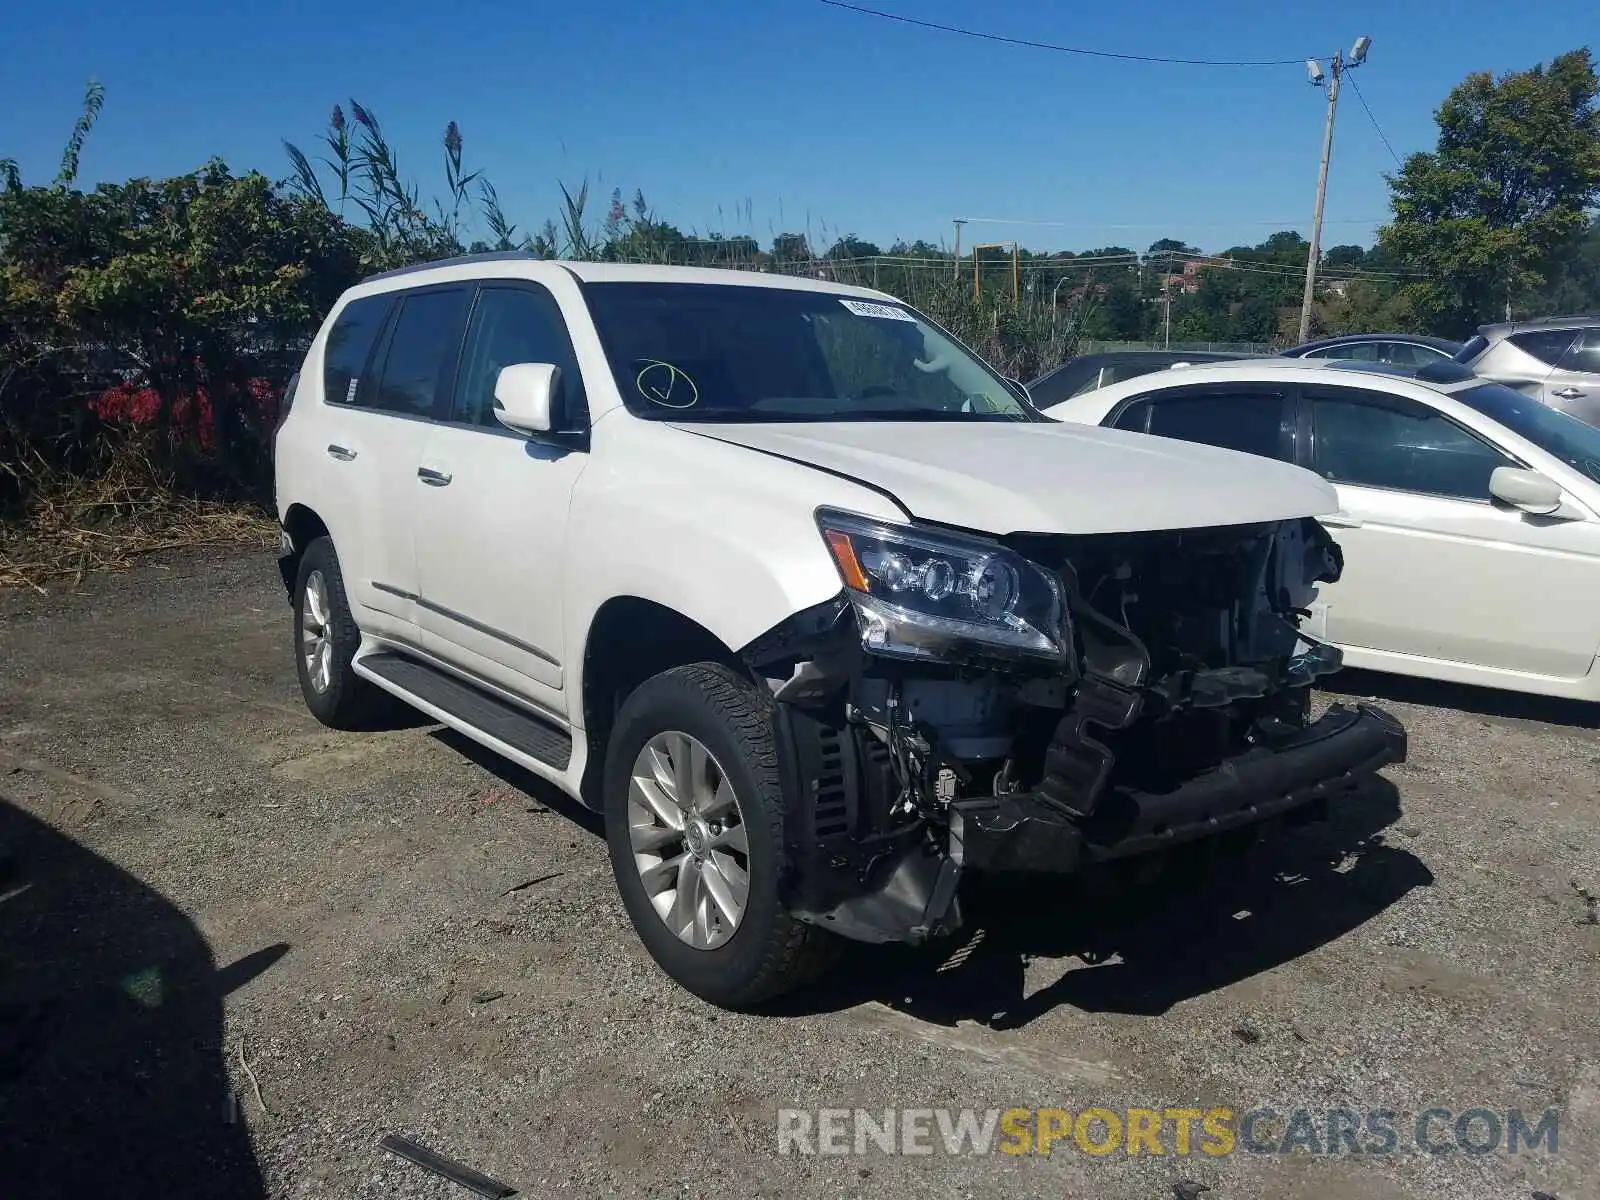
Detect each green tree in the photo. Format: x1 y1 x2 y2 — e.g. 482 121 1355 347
1323 244 1367 270
1380 48 1600 334
3 162 362 477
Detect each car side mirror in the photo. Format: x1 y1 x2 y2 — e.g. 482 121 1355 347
493 363 559 436
1489 466 1564 516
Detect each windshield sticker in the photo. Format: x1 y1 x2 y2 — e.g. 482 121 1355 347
839 298 917 322
635 359 700 409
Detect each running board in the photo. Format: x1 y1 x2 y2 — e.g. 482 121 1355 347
357 651 573 770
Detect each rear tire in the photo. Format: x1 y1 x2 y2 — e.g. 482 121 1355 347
603 662 834 1008
292 536 395 730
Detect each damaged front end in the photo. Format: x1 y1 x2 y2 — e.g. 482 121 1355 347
740 509 1407 946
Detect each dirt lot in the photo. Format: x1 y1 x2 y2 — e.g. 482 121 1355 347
1 546 1596 1200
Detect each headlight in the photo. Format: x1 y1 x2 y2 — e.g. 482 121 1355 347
816 508 1067 664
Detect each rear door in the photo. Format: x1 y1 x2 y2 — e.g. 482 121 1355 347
332 285 472 635
296 292 405 634
1488 328 1580 401
1546 326 1600 429
1112 382 1296 462
1304 384 1600 678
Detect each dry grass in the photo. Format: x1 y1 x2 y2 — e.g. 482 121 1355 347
0 449 276 592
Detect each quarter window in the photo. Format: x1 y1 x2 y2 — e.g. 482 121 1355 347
451 286 586 428
1142 390 1289 460
1310 390 1512 500
371 288 473 418
323 294 392 407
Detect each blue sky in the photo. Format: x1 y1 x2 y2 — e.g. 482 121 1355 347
1 0 1594 255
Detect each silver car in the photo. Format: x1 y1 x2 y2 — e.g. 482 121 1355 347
1457 315 1600 428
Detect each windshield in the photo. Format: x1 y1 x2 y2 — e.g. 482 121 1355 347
1454 382 1600 483
581 282 1035 422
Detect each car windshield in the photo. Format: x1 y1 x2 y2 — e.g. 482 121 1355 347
1454 382 1600 483
582 282 1035 422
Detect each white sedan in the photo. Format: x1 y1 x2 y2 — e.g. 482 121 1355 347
1041 357 1600 702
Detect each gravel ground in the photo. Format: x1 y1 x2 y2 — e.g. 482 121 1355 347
1 546 1596 1200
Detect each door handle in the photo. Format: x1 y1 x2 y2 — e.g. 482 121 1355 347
417 466 453 487
1321 511 1363 529
326 444 357 461
1552 387 1586 400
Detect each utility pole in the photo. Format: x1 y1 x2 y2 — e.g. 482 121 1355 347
952 218 966 281
1298 36 1371 344
1162 283 1172 350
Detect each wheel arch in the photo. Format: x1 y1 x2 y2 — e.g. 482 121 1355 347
579 596 747 803
278 503 331 597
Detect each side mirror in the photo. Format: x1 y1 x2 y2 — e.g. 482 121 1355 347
1489 466 1563 516
493 363 559 436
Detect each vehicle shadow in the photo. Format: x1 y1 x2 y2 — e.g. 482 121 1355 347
0 797 287 1199
429 727 605 837
775 775 1432 1026
1321 668 1600 731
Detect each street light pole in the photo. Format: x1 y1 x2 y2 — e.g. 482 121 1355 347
1297 36 1370 344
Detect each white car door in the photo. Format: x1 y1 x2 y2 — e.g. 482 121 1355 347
410 281 592 713
302 289 468 641
1305 384 1600 681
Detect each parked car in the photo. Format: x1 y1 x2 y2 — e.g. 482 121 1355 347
1027 350 1247 408
1278 333 1462 366
1455 316 1600 430
1042 357 1600 702
273 254 1405 1007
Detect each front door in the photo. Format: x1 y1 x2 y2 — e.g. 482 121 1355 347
1305 384 1600 680
410 282 593 712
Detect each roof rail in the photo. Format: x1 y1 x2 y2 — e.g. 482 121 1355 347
360 250 539 285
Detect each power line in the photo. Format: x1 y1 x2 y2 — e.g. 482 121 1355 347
953 216 1385 229
818 1 1310 67
1346 73 1405 169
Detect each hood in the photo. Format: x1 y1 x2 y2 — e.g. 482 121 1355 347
671 419 1337 536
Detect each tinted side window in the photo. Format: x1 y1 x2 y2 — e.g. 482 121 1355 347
323 295 392 406
1318 343 1373 361
1145 390 1288 460
451 286 587 428
1310 390 1511 500
1111 398 1150 433
371 288 473 418
1556 327 1600 375
1509 329 1579 368
1379 342 1424 366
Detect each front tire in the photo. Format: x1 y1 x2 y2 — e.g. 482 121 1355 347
292 536 393 730
603 663 833 1008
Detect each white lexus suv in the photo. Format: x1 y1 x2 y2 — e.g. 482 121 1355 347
272 254 1406 1008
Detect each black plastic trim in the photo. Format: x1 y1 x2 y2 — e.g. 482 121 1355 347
362 651 572 769
360 250 538 285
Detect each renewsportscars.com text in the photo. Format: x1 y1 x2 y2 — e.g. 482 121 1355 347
776 1106 1561 1158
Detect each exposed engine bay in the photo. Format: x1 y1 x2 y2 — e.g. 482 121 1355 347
741 516 1406 945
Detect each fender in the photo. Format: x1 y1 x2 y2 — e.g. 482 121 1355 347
560 415 907 720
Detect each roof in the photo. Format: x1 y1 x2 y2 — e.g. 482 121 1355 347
1282 332 1462 354
1475 314 1600 337
1054 355 1485 394
353 253 896 301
